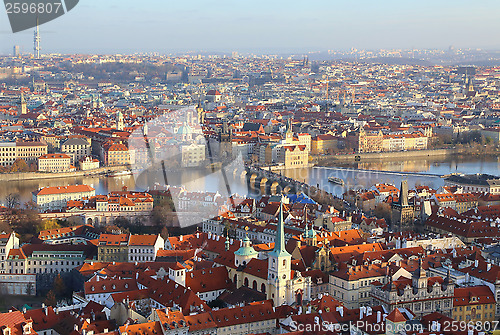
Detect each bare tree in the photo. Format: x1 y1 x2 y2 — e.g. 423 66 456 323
5 193 20 209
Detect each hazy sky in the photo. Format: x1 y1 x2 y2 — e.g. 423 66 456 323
1 0 500 55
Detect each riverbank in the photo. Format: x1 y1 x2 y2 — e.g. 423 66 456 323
0 165 129 182
315 148 457 167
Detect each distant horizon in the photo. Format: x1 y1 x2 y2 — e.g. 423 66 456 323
1 0 500 55
2 47 500 58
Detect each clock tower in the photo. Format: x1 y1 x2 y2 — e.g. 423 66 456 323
267 198 292 305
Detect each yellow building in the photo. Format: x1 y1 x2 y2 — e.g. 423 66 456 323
312 134 337 154
15 141 48 164
358 128 383 153
280 145 308 168
104 142 130 166
453 286 496 323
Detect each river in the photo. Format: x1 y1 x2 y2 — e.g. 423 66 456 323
284 156 500 197
1 156 499 204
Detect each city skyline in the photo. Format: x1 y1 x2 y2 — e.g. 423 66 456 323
1 0 500 55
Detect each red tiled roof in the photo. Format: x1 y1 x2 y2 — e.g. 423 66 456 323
34 184 95 196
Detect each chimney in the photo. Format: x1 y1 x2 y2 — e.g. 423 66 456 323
474 259 479 268
487 263 492 271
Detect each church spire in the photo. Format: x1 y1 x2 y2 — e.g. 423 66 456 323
269 197 291 258
398 180 409 207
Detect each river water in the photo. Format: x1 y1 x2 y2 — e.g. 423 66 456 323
284 156 500 197
2 156 499 204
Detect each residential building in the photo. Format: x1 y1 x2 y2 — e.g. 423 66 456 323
103 142 130 166
453 285 496 323
60 137 91 164
97 234 130 262
128 234 164 262
15 141 48 164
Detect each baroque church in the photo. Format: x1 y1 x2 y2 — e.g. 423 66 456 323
215 199 312 306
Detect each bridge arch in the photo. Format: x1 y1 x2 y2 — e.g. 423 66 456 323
270 181 281 195
249 173 258 190
259 177 268 194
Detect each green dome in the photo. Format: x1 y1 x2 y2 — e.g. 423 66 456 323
178 125 192 134
234 236 258 257
307 228 316 238
305 224 317 239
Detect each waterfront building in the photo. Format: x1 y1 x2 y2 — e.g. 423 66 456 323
180 143 205 167
0 141 47 167
278 145 308 168
358 128 383 153
32 184 96 211
15 141 48 164
37 153 73 172
218 121 233 160
79 156 100 170
445 174 500 195
102 142 131 166
0 142 16 167
311 134 337 154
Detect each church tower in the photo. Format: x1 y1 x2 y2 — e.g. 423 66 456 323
196 102 205 124
18 92 27 116
116 111 124 131
285 118 293 143
267 198 292 305
218 121 233 160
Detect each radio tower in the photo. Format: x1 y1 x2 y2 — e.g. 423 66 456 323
33 17 40 58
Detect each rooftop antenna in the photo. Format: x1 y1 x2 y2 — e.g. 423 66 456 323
34 16 40 59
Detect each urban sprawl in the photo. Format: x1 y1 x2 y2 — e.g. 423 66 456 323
0 50 500 335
